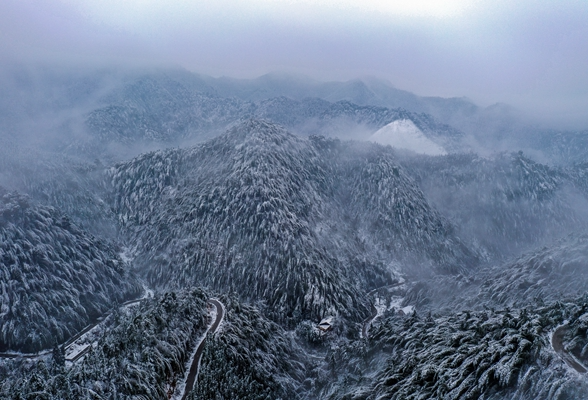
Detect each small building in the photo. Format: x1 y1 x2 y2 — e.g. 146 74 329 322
318 317 334 332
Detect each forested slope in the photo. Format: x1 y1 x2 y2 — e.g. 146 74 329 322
109 120 476 325
193 296 307 400
478 234 588 307
0 144 116 237
402 152 588 262
0 188 142 352
0 289 208 399
319 297 588 400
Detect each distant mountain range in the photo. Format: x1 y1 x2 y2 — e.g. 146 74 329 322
81 72 467 156
3 63 587 165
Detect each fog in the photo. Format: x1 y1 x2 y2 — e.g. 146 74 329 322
1 0 588 128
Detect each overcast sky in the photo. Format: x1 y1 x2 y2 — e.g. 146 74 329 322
1 0 588 127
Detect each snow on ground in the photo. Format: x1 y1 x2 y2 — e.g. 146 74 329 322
119 246 134 263
374 297 388 318
388 296 404 310
367 294 415 335
64 318 110 362
369 119 446 156
64 343 91 364
388 296 415 315
142 285 154 299
401 305 415 315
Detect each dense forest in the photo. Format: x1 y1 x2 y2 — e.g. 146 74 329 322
2 66 588 399
109 120 475 326
0 188 141 352
0 289 208 398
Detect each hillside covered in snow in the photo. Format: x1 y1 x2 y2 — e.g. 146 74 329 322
0 188 142 352
3 65 588 399
109 120 476 326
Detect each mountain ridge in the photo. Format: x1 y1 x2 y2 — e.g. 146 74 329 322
109 120 477 326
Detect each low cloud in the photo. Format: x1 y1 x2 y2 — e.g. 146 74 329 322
1 0 588 128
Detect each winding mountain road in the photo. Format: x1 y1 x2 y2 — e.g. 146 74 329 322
180 299 224 400
552 324 587 373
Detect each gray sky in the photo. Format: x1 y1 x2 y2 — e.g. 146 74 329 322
1 0 588 127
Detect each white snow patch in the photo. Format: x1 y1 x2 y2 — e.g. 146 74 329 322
369 119 446 155
119 247 134 264
387 297 415 315
374 297 387 318
388 297 404 311
141 284 154 299
401 305 415 315
65 343 90 361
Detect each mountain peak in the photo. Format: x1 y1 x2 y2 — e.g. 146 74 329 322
221 118 300 147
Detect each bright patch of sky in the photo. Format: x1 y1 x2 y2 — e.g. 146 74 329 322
66 0 474 26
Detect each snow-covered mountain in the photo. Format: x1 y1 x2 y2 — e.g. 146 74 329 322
0 289 209 398
0 65 466 159
0 189 142 352
4 63 588 399
193 72 502 137
477 233 588 308
4 64 588 165
109 120 476 325
402 151 588 262
81 74 466 157
0 144 117 238
319 296 588 399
